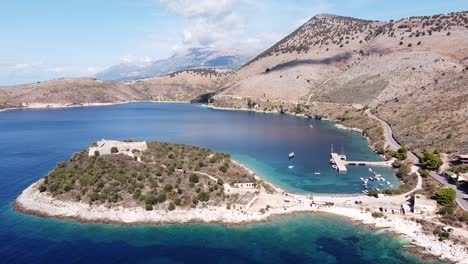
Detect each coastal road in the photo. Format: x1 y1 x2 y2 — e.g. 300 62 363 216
365 109 468 211
365 109 419 163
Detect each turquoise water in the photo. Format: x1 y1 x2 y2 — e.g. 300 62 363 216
0 103 439 263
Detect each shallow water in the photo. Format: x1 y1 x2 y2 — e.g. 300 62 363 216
0 103 440 263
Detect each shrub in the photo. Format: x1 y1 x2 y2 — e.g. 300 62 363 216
38 184 47 192
189 174 199 183
145 194 157 205
145 204 153 211
434 188 456 206
197 191 210 202
389 147 408 160
372 212 384 218
111 147 119 154
94 150 100 157
418 169 430 178
168 202 176 211
421 149 443 170
156 193 167 203
219 165 227 173
439 205 454 216
397 164 410 177
368 189 380 198
164 184 173 192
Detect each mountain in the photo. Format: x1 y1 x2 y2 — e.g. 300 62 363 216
0 68 235 108
212 12 468 155
95 48 250 82
1 12 467 156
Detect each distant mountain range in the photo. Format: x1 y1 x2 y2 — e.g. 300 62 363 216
95 48 251 82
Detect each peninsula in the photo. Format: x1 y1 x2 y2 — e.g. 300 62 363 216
15 140 468 263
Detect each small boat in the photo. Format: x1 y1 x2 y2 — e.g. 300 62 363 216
329 158 336 164
309 124 313 128
368 168 373 172
379 183 384 187
386 181 391 185
288 152 295 159
360 177 364 181
288 165 294 169
314 172 321 175
362 190 369 194
339 155 347 161
332 164 338 170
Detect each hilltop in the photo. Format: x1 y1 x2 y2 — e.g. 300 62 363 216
212 12 468 156
0 68 234 108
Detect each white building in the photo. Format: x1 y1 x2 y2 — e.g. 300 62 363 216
233 182 256 189
88 139 148 158
413 195 437 214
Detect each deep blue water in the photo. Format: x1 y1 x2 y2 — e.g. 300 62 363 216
0 103 440 263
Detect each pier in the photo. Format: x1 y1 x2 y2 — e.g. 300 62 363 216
330 153 348 172
330 153 393 172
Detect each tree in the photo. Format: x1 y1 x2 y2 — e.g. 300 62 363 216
397 164 410 178
145 204 153 211
421 149 443 170
389 147 408 160
189 174 199 183
111 147 119 154
434 188 456 206
418 169 430 178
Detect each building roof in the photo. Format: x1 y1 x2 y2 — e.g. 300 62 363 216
456 155 468 159
414 195 437 208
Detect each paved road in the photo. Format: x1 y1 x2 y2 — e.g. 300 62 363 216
365 109 468 211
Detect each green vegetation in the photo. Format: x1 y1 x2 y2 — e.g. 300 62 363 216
434 188 456 207
418 169 430 178
421 149 443 170
449 165 468 174
389 147 408 160
372 212 384 218
40 141 254 210
383 162 417 195
367 189 380 198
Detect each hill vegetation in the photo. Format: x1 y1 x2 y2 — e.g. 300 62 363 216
38 142 255 211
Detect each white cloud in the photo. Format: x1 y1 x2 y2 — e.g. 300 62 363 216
160 0 236 19
159 0 262 55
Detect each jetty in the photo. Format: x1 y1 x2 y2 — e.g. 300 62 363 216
330 153 393 172
330 153 348 172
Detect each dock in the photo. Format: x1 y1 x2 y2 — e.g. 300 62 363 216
331 153 348 172
331 153 393 172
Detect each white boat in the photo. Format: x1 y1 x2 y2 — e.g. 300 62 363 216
368 168 373 172
329 158 336 164
314 172 321 175
332 164 338 170
339 155 347 161
386 181 391 185
288 152 295 159
288 165 294 169
309 124 313 128
379 183 384 187
362 190 369 194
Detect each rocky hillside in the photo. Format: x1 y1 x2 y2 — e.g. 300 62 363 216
0 68 234 108
213 12 468 155
129 68 234 102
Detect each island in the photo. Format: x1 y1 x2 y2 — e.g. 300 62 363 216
15 140 468 263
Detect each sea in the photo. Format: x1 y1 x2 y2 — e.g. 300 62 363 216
0 103 442 263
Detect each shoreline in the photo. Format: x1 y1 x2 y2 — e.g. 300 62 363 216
14 174 468 263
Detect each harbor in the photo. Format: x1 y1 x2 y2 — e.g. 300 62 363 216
330 153 394 173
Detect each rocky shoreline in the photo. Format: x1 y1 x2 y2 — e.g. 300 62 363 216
15 175 468 263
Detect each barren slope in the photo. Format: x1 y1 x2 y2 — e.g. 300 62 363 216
214 12 468 155
0 69 233 108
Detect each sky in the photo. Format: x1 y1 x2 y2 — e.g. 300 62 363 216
0 0 467 86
